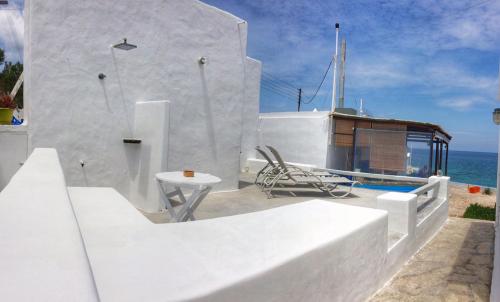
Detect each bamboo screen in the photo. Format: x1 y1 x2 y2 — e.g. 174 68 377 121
334 119 355 147
355 126 407 173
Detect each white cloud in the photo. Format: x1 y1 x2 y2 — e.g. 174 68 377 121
438 97 491 111
0 9 24 63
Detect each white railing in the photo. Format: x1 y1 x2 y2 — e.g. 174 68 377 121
410 181 440 212
376 176 449 243
314 168 428 183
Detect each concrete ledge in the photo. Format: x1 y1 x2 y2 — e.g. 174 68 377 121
70 187 389 302
377 192 417 236
0 148 98 301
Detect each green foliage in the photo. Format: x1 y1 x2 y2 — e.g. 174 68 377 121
463 203 496 221
483 187 492 195
0 48 23 108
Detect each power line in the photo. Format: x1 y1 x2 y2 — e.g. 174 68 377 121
302 58 333 104
262 72 297 90
261 76 297 91
262 86 297 102
261 80 298 97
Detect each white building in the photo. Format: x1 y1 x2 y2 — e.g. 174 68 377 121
1 0 261 212
248 111 451 178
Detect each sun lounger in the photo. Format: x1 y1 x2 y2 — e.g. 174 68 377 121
255 146 331 188
264 145 359 198
254 146 281 187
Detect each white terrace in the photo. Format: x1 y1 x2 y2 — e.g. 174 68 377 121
0 148 450 301
0 0 497 301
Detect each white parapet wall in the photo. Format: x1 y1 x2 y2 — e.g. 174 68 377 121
0 148 451 301
247 111 330 170
24 0 261 210
375 176 450 288
0 149 98 301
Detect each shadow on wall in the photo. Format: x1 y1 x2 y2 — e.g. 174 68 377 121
199 63 218 163
124 143 152 200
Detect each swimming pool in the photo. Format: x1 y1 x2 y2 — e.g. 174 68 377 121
354 183 419 193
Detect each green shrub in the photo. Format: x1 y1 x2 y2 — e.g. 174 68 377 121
463 203 496 221
483 187 493 195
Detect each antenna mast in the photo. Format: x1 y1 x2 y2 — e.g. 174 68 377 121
338 39 347 108
331 23 340 112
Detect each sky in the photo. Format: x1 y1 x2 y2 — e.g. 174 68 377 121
202 0 500 152
0 0 499 152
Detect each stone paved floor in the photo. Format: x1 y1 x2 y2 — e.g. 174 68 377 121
370 218 495 302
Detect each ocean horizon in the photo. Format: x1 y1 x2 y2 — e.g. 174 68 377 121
447 150 498 188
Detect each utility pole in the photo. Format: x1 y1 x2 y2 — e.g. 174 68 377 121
297 88 302 112
331 23 340 112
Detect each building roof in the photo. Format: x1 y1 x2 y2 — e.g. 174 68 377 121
330 112 452 141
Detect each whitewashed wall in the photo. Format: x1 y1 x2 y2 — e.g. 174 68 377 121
255 111 330 168
24 0 261 210
240 58 262 171
0 149 98 301
127 101 170 212
1 148 450 301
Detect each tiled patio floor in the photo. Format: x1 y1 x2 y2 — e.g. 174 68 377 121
370 218 495 302
145 173 386 222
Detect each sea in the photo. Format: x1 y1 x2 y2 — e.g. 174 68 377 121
407 149 497 188
447 150 498 188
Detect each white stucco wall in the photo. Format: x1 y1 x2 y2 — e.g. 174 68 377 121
0 148 98 301
255 111 330 168
24 0 261 208
0 148 450 301
240 57 262 171
128 101 170 212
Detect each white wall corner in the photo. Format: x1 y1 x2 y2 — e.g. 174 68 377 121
377 192 418 236
429 176 450 201
128 100 170 213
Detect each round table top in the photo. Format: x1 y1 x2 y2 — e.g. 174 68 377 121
155 171 222 186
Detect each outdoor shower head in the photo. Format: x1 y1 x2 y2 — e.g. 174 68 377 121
112 38 137 51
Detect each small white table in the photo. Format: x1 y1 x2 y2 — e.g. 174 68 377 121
155 171 221 222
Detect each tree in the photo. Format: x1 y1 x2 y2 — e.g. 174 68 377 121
0 48 23 108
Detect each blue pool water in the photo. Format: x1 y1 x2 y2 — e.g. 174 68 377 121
354 184 419 193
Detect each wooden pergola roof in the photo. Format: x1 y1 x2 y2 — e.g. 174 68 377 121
330 112 452 142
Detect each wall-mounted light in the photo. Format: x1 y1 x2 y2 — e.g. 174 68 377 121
112 38 137 51
198 57 208 65
493 108 500 125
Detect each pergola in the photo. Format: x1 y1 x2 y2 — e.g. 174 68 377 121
330 112 452 177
